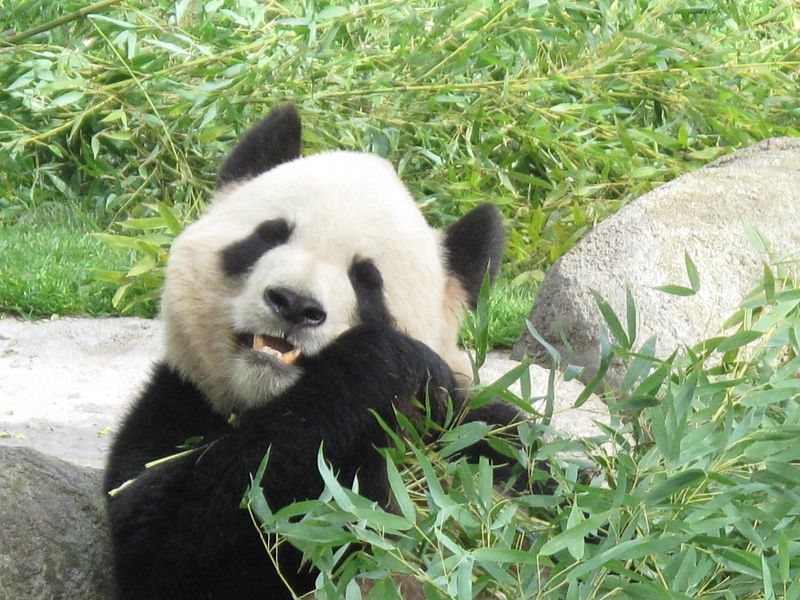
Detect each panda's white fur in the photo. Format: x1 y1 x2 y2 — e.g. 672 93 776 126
163 151 469 414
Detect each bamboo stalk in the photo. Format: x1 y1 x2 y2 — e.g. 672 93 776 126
4 0 123 44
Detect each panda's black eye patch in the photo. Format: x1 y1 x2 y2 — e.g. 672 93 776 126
221 219 291 277
349 259 392 328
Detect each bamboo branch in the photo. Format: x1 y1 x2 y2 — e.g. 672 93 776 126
4 0 123 44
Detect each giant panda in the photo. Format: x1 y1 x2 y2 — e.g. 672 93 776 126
103 105 526 600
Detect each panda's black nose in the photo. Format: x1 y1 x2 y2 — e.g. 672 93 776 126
264 287 327 327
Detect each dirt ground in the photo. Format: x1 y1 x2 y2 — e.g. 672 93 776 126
0 317 163 468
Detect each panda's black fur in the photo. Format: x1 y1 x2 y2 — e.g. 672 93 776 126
104 105 525 600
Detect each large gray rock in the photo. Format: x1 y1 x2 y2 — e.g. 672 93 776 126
0 446 114 600
512 137 800 385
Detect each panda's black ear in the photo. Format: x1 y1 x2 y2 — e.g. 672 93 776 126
444 204 505 309
218 104 302 187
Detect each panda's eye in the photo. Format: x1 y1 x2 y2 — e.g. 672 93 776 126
221 218 291 277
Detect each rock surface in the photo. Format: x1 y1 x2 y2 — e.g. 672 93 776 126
512 137 800 386
0 446 114 600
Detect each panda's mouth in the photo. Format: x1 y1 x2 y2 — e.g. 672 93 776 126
238 333 301 365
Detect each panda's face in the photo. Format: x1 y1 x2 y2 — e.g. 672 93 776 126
161 106 504 414
164 152 460 412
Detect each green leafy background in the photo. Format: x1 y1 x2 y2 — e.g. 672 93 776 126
2 0 798 346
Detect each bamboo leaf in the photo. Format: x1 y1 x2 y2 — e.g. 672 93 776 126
685 251 700 292
539 513 609 556
717 330 762 353
645 469 706 505
385 456 415 523
654 284 695 297
591 289 629 349
317 445 355 513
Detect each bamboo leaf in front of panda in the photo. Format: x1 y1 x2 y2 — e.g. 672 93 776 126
393 407 423 448
385 455 416 523
242 448 274 525
410 445 453 512
316 445 355 513
350 506 412 535
370 409 407 462
473 268 493 370
439 421 493 458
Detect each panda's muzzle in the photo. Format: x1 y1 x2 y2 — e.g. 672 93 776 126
238 333 301 365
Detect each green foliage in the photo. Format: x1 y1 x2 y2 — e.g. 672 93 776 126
245 261 800 599
1 0 798 325
0 203 151 316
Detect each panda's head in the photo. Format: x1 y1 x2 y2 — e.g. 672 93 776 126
162 105 504 414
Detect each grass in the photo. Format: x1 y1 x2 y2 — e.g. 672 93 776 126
464 275 535 349
247 262 800 599
1 0 798 346
0 203 151 317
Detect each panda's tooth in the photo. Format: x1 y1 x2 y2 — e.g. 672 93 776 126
262 346 283 359
251 334 299 364
282 349 301 365
252 334 267 351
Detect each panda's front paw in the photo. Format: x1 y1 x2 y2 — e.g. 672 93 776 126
410 347 460 419
356 325 460 424
314 325 459 416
